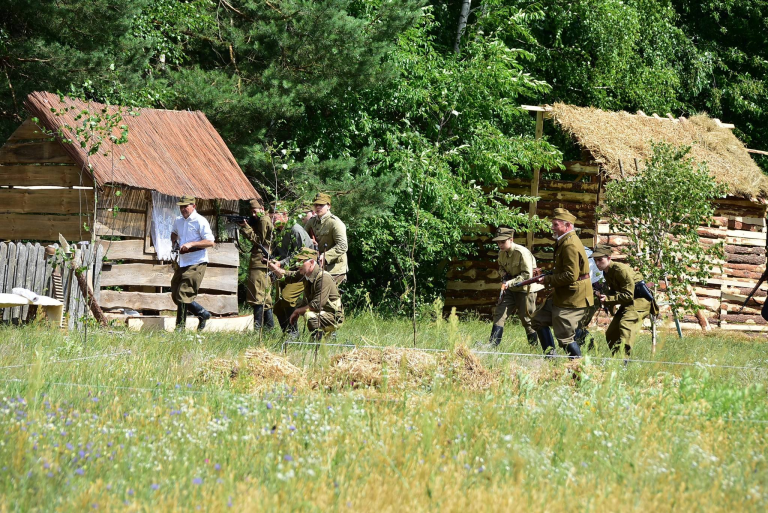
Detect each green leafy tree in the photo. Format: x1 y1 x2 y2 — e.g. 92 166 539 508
601 142 728 311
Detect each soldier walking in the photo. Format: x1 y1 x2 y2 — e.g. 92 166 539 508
170 195 215 331
268 248 344 340
591 244 658 358
487 227 541 347
529 208 594 358
303 193 348 284
239 198 274 330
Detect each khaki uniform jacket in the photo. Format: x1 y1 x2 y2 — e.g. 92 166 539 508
286 266 343 319
304 212 348 276
602 262 645 309
241 215 273 271
498 243 539 293
543 230 594 308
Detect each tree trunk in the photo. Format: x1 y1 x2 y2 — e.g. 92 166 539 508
454 0 472 54
73 249 108 327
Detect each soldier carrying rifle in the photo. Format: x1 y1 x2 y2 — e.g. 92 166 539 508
483 227 542 349
591 244 658 359
238 198 275 331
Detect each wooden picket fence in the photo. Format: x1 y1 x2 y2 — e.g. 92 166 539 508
0 241 103 329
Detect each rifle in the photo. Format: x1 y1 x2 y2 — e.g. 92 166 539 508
224 214 257 228
255 242 273 262
510 270 552 288
740 268 768 313
497 272 510 305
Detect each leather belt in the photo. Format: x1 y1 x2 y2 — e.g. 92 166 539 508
577 274 590 281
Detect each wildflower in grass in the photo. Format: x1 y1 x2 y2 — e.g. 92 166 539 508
215 463 221 471
151 483 159 491
193 477 203 485
284 455 293 462
128 489 134 496
75 468 84 475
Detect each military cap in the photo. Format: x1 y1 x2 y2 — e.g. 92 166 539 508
290 247 318 267
312 193 332 206
177 195 196 206
492 227 515 242
249 198 264 209
591 244 613 259
552 207 577 224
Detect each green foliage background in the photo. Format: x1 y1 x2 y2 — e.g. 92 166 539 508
2 0 767 310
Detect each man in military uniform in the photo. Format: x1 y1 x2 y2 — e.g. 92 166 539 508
592 244 657 358
239 198 274 330
530 208 594 358
304 193 348 284
487 227 542 347
270 203 316 335
267 248 344 340
170 195 215 331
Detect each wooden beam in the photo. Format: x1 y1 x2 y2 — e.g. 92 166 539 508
713 118 736 129
0 165 91 187
7 119 50 142
99 262 237 293
528 111 544 249
0 188 94 214
100 239 239 267
99 290 238 315
0 214 84 242
500 187 598 204
747 148 768 156
0 140 74 165
561 161 600 174
520 105 552 112
126 314 253 332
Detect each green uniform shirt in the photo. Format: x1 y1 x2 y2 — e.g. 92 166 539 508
543 230 594 308
602 261 643 308
498 243 536 293
304 212 348 276
285 266 343 316
241 215 273 271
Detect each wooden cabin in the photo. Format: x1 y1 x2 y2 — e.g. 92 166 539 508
0 91 258 323
446 103 768 332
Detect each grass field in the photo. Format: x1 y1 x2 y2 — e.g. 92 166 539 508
0 313 766 511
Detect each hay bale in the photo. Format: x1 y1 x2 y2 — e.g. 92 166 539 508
195 358 239 385
243 348 307 391
439 344 498 391
322 347 438 390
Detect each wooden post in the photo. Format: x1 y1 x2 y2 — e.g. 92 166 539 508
527 111 544 250
72 248 108 327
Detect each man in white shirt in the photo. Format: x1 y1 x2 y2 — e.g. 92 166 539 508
170 195 215 331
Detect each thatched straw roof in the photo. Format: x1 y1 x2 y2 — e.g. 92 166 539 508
25 92 258 201
550 103 768 199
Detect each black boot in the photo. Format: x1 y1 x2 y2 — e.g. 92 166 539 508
175 303 187 331
575 328 594 351
526 332 538 347
253 305 264 330
565 342 582 359
489 325 504 347
187 302 211 331
277 306 295 332
538 327 556 356
263 308 275 330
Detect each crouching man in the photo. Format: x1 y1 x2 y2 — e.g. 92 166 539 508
591 244 658 358
268 248 343 340
171 195 215 331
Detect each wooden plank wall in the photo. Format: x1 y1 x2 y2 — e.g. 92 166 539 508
0 241 62 325
445 174 600 316
96 240 240 315
0 122 96 242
